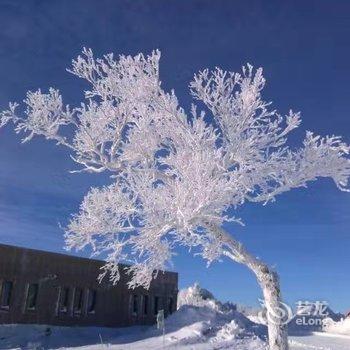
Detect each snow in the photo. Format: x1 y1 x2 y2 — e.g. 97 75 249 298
177 283 215 308
177 283 227 311
1 321 350 350
0 284 268 349
323 317 350 335
1 284 349 349
247 315 267 325
289 333 350 350
0 307 267 350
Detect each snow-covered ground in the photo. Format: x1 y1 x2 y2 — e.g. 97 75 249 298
1 322 350 350
290 333 350 350
0 284 349 349
0 305 267 350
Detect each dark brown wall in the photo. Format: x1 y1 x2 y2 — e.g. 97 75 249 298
0 244 178 327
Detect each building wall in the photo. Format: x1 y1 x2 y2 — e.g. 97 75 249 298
0 244 178 327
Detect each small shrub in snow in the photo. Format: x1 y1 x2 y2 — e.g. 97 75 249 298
213 320 244 341
177 283 221 310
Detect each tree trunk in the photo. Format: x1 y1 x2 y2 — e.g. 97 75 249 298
256 267 289 350
208 224 289 350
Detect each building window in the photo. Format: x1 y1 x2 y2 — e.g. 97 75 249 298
59 287 70 313
87 289 96 314
143 295 149 315
132 294 138 315
26 283 39 310
73 288 83 315
154 296 159 315
168 297 174 314
0 281 13 310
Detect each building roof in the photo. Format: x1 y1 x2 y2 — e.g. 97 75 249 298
0 242 178 277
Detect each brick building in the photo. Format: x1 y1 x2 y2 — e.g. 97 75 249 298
0 244 178 327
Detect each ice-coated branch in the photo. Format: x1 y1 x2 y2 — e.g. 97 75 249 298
246 132 350 204
0 49 165 175
1 89 75 146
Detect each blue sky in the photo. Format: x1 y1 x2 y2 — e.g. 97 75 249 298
0 0 349 312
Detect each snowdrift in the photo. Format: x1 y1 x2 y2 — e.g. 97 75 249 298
164 304 266 340
323 317 350 335
166 283 267 347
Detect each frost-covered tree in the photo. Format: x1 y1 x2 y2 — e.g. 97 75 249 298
1 49 349 350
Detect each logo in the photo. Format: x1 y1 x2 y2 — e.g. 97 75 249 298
258 299 293 325
257 300 330 327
